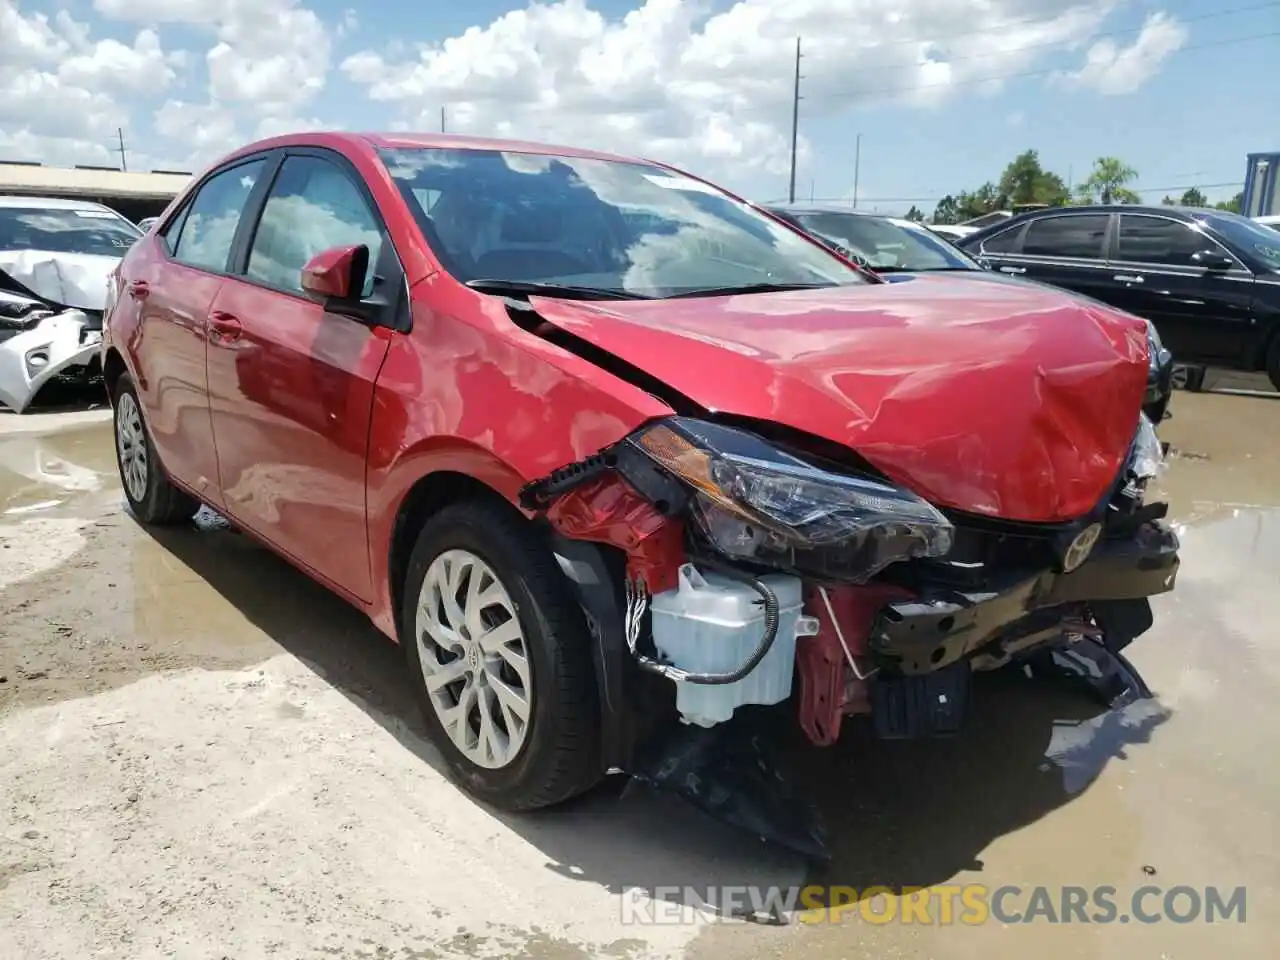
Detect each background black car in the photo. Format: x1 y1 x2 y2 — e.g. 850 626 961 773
765 203 1175 423
956 204 1280 393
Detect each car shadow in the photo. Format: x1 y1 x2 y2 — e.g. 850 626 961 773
141 513 1172 917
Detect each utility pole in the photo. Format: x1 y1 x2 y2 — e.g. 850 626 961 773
787 36 802 203
117 128 127 172
851 133 861 208
441 107 446 133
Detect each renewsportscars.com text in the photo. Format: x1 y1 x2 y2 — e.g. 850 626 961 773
620 884 1247 925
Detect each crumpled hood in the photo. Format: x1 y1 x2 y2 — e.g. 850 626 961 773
0 249 121 311
528 273 1150 522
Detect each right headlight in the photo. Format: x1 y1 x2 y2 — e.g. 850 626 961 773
628 417 954 579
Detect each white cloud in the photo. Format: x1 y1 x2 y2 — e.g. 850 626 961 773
1053 11 1189 96
339 0 1127 182
58 28 182 93
1 0 1192 182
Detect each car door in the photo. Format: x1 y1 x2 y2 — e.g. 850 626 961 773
127 155 271 507
204 150 402 603
1107 213 1256 362
983 212 1116 303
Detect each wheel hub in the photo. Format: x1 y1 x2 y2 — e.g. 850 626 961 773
414 549 533 770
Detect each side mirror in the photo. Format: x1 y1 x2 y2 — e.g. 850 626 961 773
1191 249 1233 272
301 244 370 303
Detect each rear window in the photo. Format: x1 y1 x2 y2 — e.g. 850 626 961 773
1021 214 1109 259
0 206 141 256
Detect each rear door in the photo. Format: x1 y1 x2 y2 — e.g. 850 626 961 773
126 155 271 505
1107 213 1256 362
204 149 403 602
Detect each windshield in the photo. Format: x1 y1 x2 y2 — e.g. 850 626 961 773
0 206 141 257
377 147 868 297
778 210 979 272
1201 213 1280 270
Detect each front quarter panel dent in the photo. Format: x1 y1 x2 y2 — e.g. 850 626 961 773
365 279 673 638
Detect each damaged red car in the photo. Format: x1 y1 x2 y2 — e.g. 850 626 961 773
100 133 1179 858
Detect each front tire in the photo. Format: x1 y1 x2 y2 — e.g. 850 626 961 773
400 500 602 811
112 372 199 525
1170 363 1206 393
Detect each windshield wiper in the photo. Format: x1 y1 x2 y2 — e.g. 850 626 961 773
663 281 838 299
465 278 651 300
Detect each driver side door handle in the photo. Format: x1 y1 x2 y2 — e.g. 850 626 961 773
208 310 243 342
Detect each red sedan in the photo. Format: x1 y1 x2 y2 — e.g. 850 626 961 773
100 132 1178 839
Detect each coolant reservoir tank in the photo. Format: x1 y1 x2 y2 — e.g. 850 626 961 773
649 563 815 727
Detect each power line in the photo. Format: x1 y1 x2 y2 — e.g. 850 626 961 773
795 1 1280 87
770 182 1247 206
788 0 1278 56
806 29 1280 103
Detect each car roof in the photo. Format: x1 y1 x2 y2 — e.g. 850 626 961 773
0 194 121 213
957 203 1247 244
217 131 648 169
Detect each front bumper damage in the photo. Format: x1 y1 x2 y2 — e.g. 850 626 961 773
524 413 1180 864
0 310 102 413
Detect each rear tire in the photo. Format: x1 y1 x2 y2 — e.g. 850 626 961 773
400 500 603 811
1266 336 1280 393
1171 363 1206 393
112 372 200 525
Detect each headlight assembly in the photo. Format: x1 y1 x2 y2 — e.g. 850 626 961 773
628 417 954 581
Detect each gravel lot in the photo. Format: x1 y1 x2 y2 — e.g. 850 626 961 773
2 374 1278 960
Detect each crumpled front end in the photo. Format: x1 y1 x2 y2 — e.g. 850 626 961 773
0 295 102 413
521 402 1178 861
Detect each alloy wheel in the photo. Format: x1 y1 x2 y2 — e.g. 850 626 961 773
414 549 533 770
115 392 149 504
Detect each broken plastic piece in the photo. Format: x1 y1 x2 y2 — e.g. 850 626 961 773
1024 635 1153 710
628 715 831 863
542 474 685 594
0 309 101 412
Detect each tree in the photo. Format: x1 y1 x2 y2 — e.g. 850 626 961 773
1179 187 1207 208
932 195 960 224
997 149 1069 207
1215 192 1244 214
904 205 925 222
954 182 1001 222
1160 195 1177 205
1076 157 1140 204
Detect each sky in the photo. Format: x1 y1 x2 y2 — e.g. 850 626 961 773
1 0 1276 216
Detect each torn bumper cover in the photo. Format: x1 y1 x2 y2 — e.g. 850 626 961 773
0 305 102 413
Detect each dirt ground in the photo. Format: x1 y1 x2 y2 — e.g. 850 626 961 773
2 372 1278 960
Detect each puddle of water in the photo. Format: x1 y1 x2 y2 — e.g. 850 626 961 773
0 425 117 517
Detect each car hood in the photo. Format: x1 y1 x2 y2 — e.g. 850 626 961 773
528 274 1150 523
0 249 121 312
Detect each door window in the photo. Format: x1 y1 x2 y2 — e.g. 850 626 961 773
171 159 267 272
245 156 385 297
980 225 1022 254
1021 214 1109 259
1115 215 1225 266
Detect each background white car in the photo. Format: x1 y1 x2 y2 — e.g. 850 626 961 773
0 195 141 412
